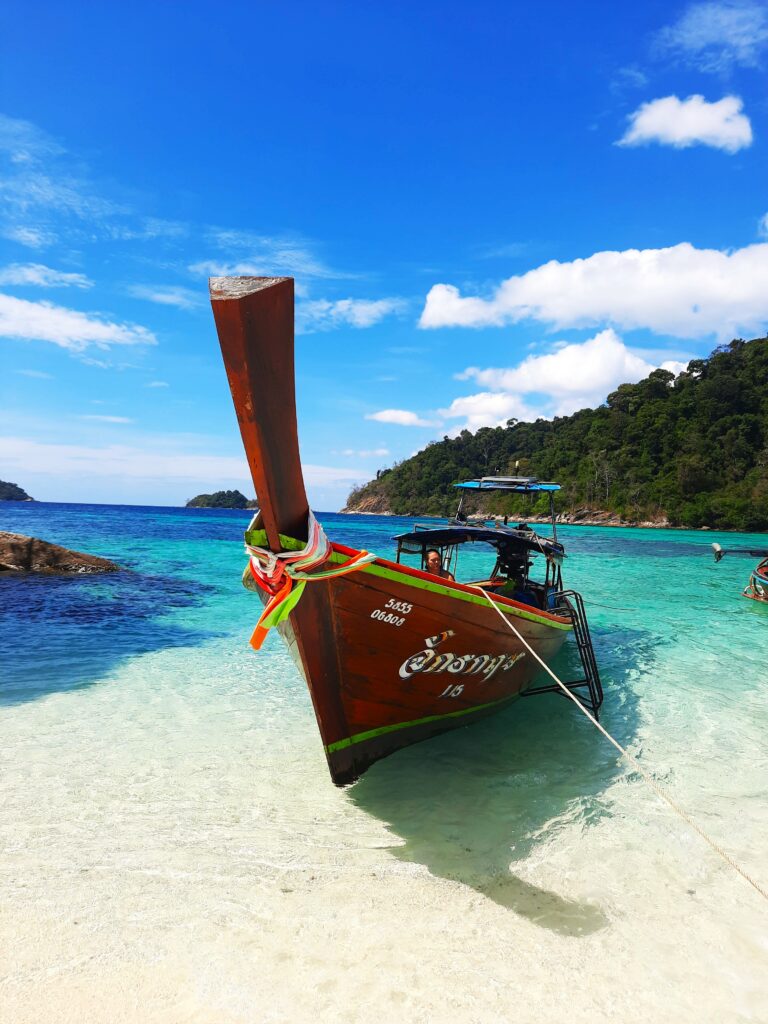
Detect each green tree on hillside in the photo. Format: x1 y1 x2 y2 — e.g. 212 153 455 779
346 337 768 531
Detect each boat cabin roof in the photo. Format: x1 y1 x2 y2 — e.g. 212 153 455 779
454 475 560 493
393 523 564 560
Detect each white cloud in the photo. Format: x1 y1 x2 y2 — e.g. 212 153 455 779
0 172 124 219
108 217 188 241
303 465 371 485
341 447 390 457
128 284 202 310
656 2 768 73
443 329 690 427
365 409 441 427
660 360 690 376
16 369 53 379
457 329 654 397
759 213 768 238
0 293 157 351
457 329 688 416
611 66 649 93
0 116 193 263
419 242 768 340
78 415 133 423
0 262 92 288
146 380 169 388
0 114 64 164
0 436 247 481
0 114 167 247
193 229 347 281
0 435 369 487
476 241 528 259
297 297 407 332
618 94 751 152
1 226 57 249
439 391 540 431
421 287 500 329
192 258 277 278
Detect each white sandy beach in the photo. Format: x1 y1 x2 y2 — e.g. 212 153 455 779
2 632 766 1024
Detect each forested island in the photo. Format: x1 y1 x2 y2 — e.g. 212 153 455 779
186 489 257 509
0 481 33 501
345 337 768 532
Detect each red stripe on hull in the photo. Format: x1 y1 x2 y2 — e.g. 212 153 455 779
332 541 571 626
280 565 569 783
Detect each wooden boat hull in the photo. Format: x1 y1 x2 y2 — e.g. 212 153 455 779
247 529 571 784
745 564 768 603
210 276 574 784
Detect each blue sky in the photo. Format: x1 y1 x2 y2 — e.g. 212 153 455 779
2 0 768 509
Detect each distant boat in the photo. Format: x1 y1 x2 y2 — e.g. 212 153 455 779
712 543 768 603
210 276 602 784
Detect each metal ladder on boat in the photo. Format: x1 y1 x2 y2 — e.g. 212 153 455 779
521 590 604 718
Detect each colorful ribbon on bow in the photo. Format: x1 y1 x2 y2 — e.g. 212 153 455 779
244 509 376 650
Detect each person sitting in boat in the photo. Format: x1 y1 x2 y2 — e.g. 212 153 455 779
425 549 455 582
499 564 540 608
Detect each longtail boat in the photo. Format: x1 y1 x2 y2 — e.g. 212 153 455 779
712 543 768 603
210 276 602 784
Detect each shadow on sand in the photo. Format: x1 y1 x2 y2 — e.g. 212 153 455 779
349 625 651 936
0 570 217 705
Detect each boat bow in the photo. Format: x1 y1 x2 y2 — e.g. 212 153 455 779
210 276 308 548
211 275 599 784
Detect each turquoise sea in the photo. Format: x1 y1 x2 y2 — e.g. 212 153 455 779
1 501 767 1023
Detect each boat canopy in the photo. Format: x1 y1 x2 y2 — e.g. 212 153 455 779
393 523 564 560
454 476 560 493
452 474 562 541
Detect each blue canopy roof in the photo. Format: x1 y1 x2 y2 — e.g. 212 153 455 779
454 476 560 493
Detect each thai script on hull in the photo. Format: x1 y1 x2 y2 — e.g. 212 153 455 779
399 630 525 682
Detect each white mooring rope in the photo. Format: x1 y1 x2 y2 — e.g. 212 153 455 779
474 586 768 904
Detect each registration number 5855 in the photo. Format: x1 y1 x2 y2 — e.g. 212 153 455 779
370 597 413 628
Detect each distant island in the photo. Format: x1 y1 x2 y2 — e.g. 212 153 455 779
344 336 768 532
0 480 33 501
186 489 257 509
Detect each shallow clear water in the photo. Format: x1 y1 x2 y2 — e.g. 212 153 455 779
1 502 766 1023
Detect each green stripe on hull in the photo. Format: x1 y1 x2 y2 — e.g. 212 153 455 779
244 528 572 631
346 556 571 629
325 693 520 754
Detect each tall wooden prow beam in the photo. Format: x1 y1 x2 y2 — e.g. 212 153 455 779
209 276 309 549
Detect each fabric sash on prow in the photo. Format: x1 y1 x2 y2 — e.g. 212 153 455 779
209 277 309 550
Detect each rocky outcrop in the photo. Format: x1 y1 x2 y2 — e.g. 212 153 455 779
0 533 120 574
492 508 671 528
556 507 670 528
340 494 393 514
0 480 33 501
341 497 674 527
558 507 622 526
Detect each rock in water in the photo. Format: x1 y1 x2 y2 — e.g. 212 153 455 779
0 532 120 574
